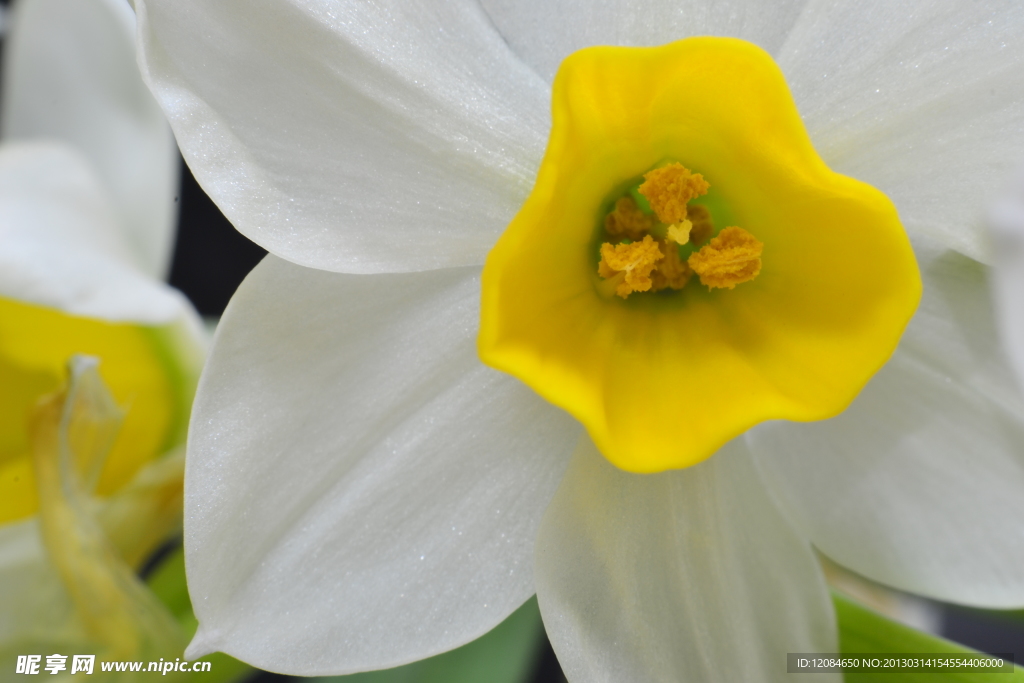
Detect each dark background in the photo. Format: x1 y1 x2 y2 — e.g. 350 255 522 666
167 159 266 316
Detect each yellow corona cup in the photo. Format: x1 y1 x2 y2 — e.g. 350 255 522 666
479 37 921 473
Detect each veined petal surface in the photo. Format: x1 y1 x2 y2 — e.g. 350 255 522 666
2 0 178 278
778 0 1024 263
990 164 1024 389
751 237 1024 607
535 437 837 683
0 142 186 325
134 0 549 274
479 0 811 82
185 257 578 673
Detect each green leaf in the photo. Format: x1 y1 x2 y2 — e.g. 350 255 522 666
146 545 254 683
311 597 545 683
834 590 1022 682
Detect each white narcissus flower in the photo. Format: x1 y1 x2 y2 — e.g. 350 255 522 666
134 1 1024 681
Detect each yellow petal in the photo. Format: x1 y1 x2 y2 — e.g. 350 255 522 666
0 298 195 522
479 37 920 473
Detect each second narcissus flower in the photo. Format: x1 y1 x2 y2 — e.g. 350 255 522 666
0 0 206 550
0 0 208 670
0 0 199 527
135 1 1024 681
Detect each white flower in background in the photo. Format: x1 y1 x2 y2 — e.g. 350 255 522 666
0 0 205 664
133 1 1024 681
2 0 179 280
0 0 204 526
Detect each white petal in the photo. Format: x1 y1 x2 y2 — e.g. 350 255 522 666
479 0 811 83
751 237 1024 608
990 163 1024 390
778 1 1024 263
185 257 578 674
0 141 187 325
535 437 837 683
2 0 178 279
134 0 549 275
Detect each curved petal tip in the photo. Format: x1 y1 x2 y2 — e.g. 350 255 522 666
184 626 219 660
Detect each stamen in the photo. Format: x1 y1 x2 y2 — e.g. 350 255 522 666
598 235 664 298
688 227 763 289
606 196 656 240
686 204 714 245
651 240 692 291
638 163 709 224
597 163 758 296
